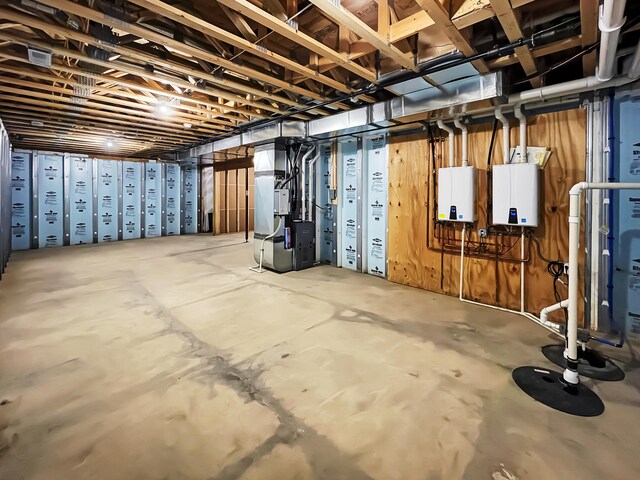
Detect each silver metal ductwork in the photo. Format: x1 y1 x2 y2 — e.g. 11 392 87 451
177 71 504 160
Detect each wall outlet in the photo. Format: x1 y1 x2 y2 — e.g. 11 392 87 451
478 228 488 238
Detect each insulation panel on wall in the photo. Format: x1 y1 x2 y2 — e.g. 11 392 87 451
122 161 142 240
165 164 180 236
364 135 388 277
182 164 198 234
97 159 119 242
144 162 161 237
339 140 360 271
68 156 93 245
36 153 64 248
614 94 640 339
11 151 31 250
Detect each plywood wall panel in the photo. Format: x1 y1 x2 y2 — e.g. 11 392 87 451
388 109 587 320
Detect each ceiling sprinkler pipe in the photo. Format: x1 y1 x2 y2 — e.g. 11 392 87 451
513 104 527 163
495 107 510 164
453 117 468 167
437 120 455 167
597 0 627 82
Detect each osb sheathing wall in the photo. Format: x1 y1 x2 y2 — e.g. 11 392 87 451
388 108 587 320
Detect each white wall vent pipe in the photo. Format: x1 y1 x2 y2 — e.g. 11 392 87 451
453 117 468 167
564 182 640 385
437 120 455 167
597 0 627 81
495 107 510 164
513 104 527 163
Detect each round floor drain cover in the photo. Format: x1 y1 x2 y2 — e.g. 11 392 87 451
512 366 604 417
542 344 625 381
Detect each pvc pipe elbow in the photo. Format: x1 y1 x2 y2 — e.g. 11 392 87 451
437 120 454 135
495 108 507 125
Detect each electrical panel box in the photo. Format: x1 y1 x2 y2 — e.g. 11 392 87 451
492 163 539 227
274 188 290 215
437 166 477 222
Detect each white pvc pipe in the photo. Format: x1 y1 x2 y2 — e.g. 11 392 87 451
513 104 527 163
459 224 466 300
597 0 627 81
540 299 569 326
520 227 526 313
495 107 510 164
508 75 633 105
565 182 640 385
458 224 562 336
437 120 455 167
453 117 468 167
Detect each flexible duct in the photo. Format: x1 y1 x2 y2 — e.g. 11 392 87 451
437 120 455 167
453 117 468 167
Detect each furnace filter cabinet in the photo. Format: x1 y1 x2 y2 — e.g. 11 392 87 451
437 166 477 222
492 163 539 227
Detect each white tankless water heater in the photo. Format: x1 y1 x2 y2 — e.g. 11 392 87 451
437 166 477 222
492 162 539 227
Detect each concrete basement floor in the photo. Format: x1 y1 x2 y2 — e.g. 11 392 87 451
0 234 639 480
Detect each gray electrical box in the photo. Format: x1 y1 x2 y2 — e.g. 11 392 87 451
274 188 290 215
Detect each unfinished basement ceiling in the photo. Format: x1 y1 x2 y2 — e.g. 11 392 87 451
0 0 626 158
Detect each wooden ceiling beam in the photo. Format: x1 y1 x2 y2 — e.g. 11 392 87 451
308 0 417 72
0 65 236 126
413 0 490 73
0 102 210 143
489 0 540 86
127 0 354 94
35 0 340 109
452 0 536 30
218 4 258 42
0 75 231 131
7 126 172 150
580 0 599 75
0 92 214 139
0 29 298 115
0 113 191 146
0 51 263 120
216 0 376 82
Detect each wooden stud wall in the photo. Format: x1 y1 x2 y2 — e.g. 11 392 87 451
388 108 587 323
214 167 254 235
